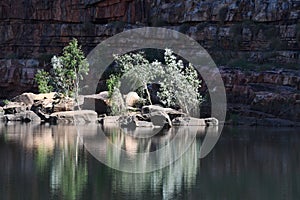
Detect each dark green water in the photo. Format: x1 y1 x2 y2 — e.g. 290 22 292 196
0 123 299 200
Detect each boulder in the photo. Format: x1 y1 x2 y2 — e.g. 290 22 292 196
172 117 206 126
84 91 111 114
172 117 218 126
5 114 22 121
53 97 75 112
34 92 57 101
12 92 36 106
204 117 219 126
125 92 140 107
50 110 98 124
142 105 185 120
3 102 27 114
31 98 54 114
145 111 172 127
4 111 41 123
135 120 154 127
21 111 41 123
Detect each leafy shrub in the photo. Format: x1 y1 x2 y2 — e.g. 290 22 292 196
112 49 202 115
34 38 89 98
34 70 53 93
107 74 120 97
3 99 10 105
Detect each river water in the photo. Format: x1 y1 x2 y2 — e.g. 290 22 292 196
0 123 299 200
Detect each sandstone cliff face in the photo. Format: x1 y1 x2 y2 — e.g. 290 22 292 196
0 0 299 63
0 0 147 58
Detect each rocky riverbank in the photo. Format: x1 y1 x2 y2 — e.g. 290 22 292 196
0 92 219 129
220 67 300 126
0 61 299 126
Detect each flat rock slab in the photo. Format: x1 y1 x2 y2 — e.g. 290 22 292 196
172 117 218 126
3 102 27 114
50 110 98 124
4 111 41 123
103 116 121 127
135 120 154 127
34 92 57 101
12 92 36 105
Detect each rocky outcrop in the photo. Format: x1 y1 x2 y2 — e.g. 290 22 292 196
4 111 41 123
0 0 299 63
0 92 88 124
101 104 217 128
219 67 300 124
50 110 98 124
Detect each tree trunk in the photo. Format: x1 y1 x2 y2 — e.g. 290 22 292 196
145 84 152 105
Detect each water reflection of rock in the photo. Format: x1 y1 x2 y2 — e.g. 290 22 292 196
79 125 218 199
0 123 88 200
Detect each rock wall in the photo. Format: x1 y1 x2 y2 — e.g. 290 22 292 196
0 0 299 63
0 0 148 58
0 0 299 123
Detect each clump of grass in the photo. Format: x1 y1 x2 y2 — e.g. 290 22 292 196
3 99 10 105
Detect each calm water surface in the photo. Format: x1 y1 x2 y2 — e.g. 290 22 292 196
0 123 299 200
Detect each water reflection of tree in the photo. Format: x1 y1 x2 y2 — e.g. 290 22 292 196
109 136 199 200
0 123 88 200
82 125 206 199
49 126 88 200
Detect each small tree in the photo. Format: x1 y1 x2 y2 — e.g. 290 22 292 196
35 38 89 100
60 38 89 98
109 49 202 115
114 52 158 105
35 70 53 93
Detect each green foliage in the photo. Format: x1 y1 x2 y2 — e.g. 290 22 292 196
114 51 154 105
3 99 10 105
107 74 121 97
110 88 126 116
158 49 202 114
34 70 53 93
113 49 202 115
59 38 89 97
35 38 89 98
